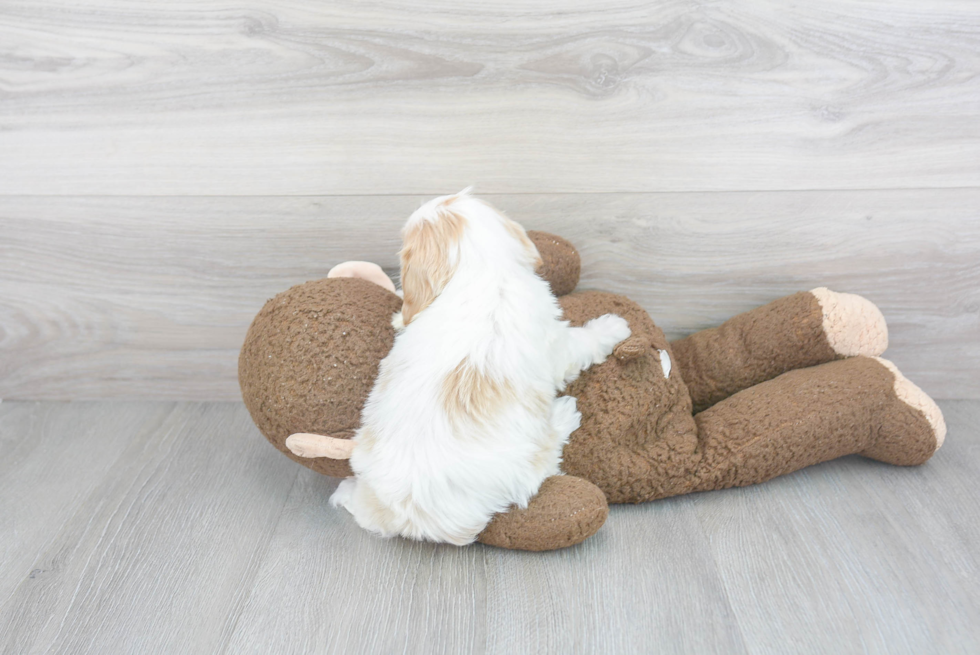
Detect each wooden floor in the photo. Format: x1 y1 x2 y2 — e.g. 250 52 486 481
0 399 977 654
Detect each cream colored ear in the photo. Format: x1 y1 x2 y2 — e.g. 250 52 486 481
399 207 466 324
327 261 396 293
285 433 356 459
502 216 543 269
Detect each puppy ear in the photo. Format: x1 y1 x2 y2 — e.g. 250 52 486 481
502 217 544 270
400 205 467 324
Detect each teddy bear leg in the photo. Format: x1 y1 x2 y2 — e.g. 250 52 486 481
689 356 944 493
671 289 888 413
476 476 609 551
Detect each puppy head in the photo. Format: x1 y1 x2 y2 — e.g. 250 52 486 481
460 191 542 272
399 189 544 323
399 191 468 324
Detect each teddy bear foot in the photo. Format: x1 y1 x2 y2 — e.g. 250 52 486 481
860 357 947 466
810 287 888 358
477 476 608 551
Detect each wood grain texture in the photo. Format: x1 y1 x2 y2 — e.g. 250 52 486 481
1 190 977 401
692 404 980 654
482 500 747 655
225 469 488 655
1 0 979 195
0 402 298 655
0 402 173 605
0 399 977 653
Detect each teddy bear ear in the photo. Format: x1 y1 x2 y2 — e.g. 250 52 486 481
327 261 396 293
527 231 581 297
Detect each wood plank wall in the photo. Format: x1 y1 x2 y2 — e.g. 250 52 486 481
1 1 978 400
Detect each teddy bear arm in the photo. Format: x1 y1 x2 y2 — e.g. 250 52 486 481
476 475 608 551
527 231 581 297
285 432 356 459
670 291 841 413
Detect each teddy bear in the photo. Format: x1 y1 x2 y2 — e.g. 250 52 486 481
239 231 946 551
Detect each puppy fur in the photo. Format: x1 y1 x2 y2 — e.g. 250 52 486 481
330 190 631 545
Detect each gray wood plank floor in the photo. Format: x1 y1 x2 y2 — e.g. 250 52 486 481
0 400 977 654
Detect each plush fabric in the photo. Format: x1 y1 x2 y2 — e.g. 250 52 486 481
239 231 944 551
476 475 608 551
239 277 401 478
670 291 837 413
557 291 701 504
527 230 580 297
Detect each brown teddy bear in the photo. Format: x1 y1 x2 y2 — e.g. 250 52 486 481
239 232 946 551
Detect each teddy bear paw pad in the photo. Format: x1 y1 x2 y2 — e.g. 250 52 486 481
811 287 888 358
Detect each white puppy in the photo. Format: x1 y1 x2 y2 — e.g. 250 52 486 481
329 190 631 545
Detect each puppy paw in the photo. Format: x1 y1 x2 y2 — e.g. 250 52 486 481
329 478 357 511
550 395 582 444
586 313 632 355
391 311 405 331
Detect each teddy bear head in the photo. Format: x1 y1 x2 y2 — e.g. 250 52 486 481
239 275 401 477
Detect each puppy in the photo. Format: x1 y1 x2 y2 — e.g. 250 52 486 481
330 189 631 545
